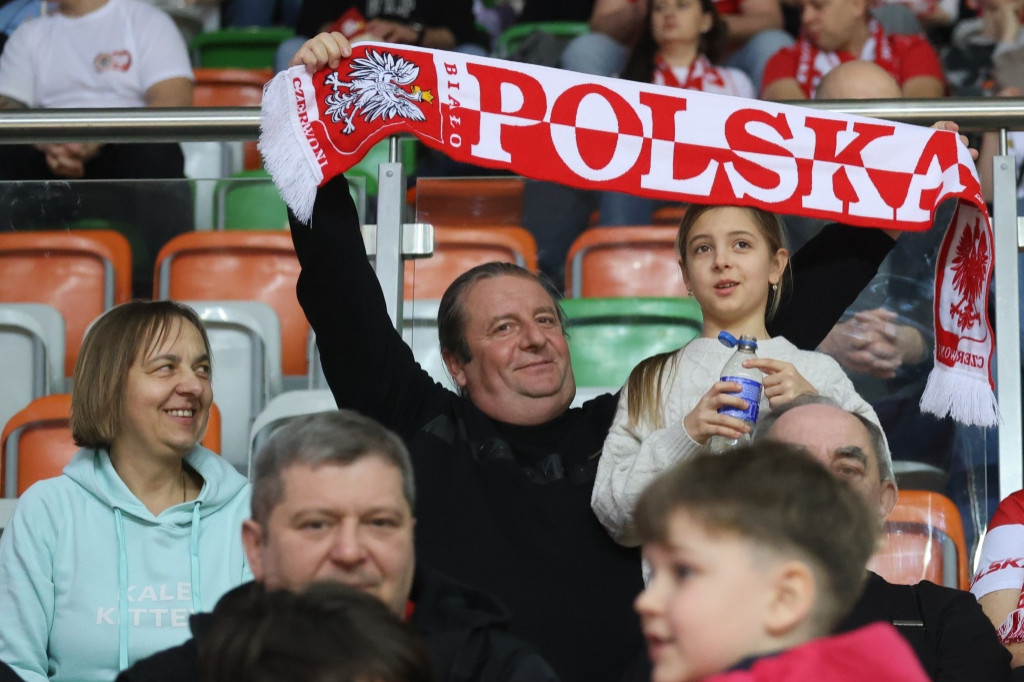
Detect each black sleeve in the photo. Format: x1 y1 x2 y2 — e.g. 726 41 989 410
413 0 484 48
289 174 451 439
295 0 353 36
768 223 896 350
917 581 1014 682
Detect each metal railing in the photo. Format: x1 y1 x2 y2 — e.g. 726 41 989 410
1 99 1022 499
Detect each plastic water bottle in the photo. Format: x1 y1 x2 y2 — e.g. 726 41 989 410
707 332 763 454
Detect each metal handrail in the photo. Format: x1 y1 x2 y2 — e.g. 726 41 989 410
0 98 1023 143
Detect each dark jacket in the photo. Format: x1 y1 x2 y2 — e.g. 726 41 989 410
289 175 894 682
116 570 558 682
837 571 1013 682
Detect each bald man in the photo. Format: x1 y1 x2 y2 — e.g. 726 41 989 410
755 395 1012 682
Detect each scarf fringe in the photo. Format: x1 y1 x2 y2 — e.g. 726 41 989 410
920 365 999 427
258 69 321 225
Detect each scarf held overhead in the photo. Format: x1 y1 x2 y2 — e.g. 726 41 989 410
259 42 997 427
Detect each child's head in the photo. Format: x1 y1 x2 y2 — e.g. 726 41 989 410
622 0 727 82
675 204 791 323
633 442 878 682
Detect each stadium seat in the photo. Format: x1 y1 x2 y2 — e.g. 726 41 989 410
347 138 419 196
564 226 683 298
214 170 369 230
868 490 969 590
189 27 295 70
154 231 307 377
1 394 221 497
192 68 272 172
560 297 703 389
405 225 538 299
494 21 589 59
248 389 338 474
0 230 132 376
413 176 526 228
185 301 282 472
0 304 65 442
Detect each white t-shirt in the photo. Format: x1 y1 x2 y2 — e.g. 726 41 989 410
0 0 192 108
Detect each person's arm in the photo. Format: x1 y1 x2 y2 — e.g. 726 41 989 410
145 77 193 108
290 173 447 435
768 223 896 350
901 75 945 98
0 94 25 109
594 386 703 547
0 493 58 682
761 78 806 100
725 0 784 43
588 0 648 46
897 36 946 98
362 18 456 49
759 47 804 99
979 589 1024 668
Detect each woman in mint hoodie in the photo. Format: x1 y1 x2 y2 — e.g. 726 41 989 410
0 301 252 682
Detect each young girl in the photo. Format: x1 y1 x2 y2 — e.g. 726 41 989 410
599 0 755 227
592 204 885 546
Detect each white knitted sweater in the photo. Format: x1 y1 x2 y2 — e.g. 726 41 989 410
593 336 884 546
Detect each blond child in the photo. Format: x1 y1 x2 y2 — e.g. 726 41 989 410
593 204 884 546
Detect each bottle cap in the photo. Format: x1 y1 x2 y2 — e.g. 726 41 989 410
717 331 757 351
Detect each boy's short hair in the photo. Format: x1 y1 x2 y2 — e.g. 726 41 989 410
199 581 433 682
635 442 879 631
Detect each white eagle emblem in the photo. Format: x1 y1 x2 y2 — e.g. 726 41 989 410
322 49 434 134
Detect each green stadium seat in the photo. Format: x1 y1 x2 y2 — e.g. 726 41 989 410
494 21 589 59
189 27 295 70
560 297 703 388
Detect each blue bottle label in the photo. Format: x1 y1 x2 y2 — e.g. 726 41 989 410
717 376 761 423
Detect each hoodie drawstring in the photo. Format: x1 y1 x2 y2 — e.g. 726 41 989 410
189 501 202 614
114 508 129 672
112 501 203 671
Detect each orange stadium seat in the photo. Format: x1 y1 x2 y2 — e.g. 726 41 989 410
0 230 132 376
868 490 969 590
1 395 221 497
192 68 272 171
405 225 538 300
153 231 307 376
564 226 683 298
413 177 526 228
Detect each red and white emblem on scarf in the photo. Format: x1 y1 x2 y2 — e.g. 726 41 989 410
322 49 435 135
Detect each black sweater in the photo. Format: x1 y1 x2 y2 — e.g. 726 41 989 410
290 175 895 682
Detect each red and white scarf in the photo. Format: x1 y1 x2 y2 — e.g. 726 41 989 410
795 19 897 98
654 54 726 91
259 42 998 426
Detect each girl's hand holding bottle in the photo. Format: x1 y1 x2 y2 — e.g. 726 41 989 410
743 358 817 408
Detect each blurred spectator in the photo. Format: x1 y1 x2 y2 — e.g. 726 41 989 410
199 582 434 682
560 0 791 94
0 0 42 53
761 0 946 99
945 0 1024 96
222 0 301 27
275 0 489 72
0 0 196 297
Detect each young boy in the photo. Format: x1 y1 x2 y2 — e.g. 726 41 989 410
632 442 930 681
